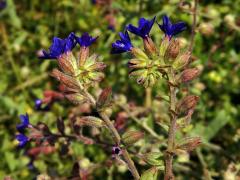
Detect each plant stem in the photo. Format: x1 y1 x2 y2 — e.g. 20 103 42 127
188 0 198 53
145 87 152 108
82 89 140 179
164 82 177 180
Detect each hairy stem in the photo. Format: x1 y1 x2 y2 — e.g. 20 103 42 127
82 88 140 179
145 87 152 108
188 0 198 53
164 77 177 180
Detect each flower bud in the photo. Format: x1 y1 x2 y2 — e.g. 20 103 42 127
79 47 89 66
122 130 144 146
51 69 80 90
128 58 147 69
75 116 104 128
97 87 112 110
58 52 77 75
143 36 157 55
180 68 200 83
159 36 170 57
172 51 191 70
142 152 163 166
177 95 199 113
165 39 180 61
65 93 87 104
199 22 214 36
176 137 201 151
131 47 148 60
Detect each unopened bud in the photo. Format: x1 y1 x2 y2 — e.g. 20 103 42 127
180 68 200 83
88 62 106 71
58 52 77 75
176 137 201 151
79 47 89 66
51 69 80 90
128 58 147 69
65 93 87 104
143 152 163 166
97 87 112 110
159 37 170 57
178 95 199 113
143 36 157 55
165 39 180 61
173 51 191 70
122 130 144 145
199 22 214 36
131 47 148 60
75 116 104 128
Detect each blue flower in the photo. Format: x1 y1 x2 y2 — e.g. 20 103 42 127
0 1 6 10
111 31 133 54
75 33 98 47
16 113 30 132
16 134 29 148
39 32 76 59
126 16 156 38
158 15 186 38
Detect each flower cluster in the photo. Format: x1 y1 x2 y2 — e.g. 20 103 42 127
39 32 106 104
111 15 191 88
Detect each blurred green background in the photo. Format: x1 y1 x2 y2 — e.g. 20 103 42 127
0 0 240 179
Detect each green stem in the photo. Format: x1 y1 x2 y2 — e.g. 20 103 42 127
145 87 152 108
80 87 140 179
164 71 178 180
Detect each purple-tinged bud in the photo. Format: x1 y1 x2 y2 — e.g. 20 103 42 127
172 51 191 70
75 116 104 128
177 95 199 113
51 69 80 90
122 130 144 146
165 39 180 61
180 68 200 83
143 36 157 55
58 52 77 75
97 87 112 110
176 137 201 152
79 47 89 67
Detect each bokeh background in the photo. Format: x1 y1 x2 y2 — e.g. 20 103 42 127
0 0 240 179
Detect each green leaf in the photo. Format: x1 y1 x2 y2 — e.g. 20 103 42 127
140 167 159 180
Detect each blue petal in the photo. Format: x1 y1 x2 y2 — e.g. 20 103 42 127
17 113 29 131
158 15 186 37
75 33 97 47
39 32 77 60
16 134 29 148
111 31 133 54
127 17 155 38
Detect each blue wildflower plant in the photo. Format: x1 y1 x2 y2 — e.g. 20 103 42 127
126 16 156 38
111 31 133 54
111 15 188 88
158 15 187 38
39 32 106 104
39 32 76 60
